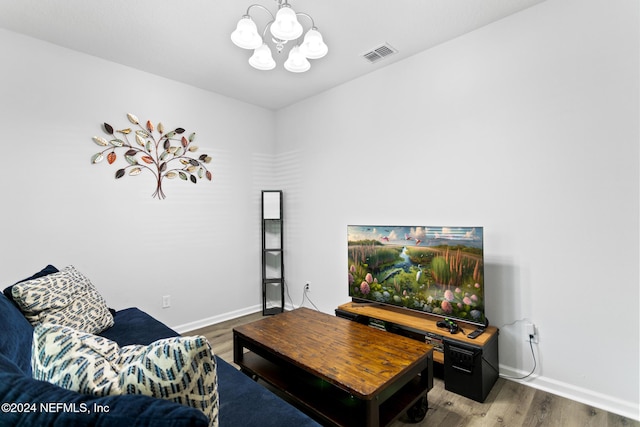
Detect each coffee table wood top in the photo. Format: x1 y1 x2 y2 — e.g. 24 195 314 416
233 307 433 399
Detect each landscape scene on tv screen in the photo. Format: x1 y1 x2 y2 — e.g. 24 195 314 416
348 225 485 326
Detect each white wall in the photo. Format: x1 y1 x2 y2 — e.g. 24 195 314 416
0 28 276 330
275 0 639 420
1 0 637 420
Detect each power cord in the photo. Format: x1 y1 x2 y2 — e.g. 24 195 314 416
284 279 296 309
284 280 319 311
483 335 537 380
300 285 320 311
504 335 537 380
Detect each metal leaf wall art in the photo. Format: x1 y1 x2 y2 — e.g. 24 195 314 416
91 113 212 199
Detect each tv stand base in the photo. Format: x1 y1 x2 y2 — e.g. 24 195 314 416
335 302 499 402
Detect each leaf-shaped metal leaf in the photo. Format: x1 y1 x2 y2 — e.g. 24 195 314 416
160 151 169 161
165 171 177 179
146 120 154 133
104 123 114 134
157 122 164 134
189 132 196 142
135 129 149 138
127 113 139 125
190 175 197 184
107 152 117 164
125 149 137 156
159 162 167 172
181 136 188 148
206 171 212 181
198 168 204 179
91 153 104 164
146 140 153 152
93 136 109 146
187 166 197 173
115 169 125 179
110 139 124 147
141 156 154 164
180 159 190 165
203 156 212 164
118 128 132 135
175 127 185 134
175 147 185 157
168 146 178 154
165 131 176 139
189 159 199 166
125 155 137 165
129 167 142 176
163 139 170 150
135 134 145 147
178 171 188 181
188 145 199 152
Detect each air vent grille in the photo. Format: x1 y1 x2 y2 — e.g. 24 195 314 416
362 44 397 63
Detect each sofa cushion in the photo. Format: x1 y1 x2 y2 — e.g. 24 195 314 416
99 307 180 346
32 324 218 427
3 264 59 307
215 355 322 427
0 293 34 374
11 265 114 334
0 352 209 427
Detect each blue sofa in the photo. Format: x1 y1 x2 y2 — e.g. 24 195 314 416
0 277 320 427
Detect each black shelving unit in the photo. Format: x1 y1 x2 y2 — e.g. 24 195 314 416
261 190 284 315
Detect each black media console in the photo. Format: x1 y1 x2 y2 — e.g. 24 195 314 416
336 302 499 402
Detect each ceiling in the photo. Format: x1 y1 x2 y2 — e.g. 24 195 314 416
0 0 545 110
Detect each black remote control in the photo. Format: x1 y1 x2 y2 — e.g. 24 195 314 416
467 328 485 339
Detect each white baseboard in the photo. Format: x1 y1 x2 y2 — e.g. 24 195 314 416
171 304 262 334
499 364 640 421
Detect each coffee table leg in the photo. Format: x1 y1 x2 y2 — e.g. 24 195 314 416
233 331 243 365
406 356 432 422
407 394 428 422
364 398 380 427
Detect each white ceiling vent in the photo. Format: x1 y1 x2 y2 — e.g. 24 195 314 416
362 44 397 64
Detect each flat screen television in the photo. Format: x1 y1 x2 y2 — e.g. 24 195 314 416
348 225 486 327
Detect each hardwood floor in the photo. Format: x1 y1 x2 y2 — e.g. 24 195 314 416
185 311 639 427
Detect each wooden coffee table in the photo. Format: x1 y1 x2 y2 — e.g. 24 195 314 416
233 308 433 427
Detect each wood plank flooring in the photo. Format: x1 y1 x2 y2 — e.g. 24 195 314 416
185 311 639 427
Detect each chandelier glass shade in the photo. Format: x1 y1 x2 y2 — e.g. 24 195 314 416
299 28 328 59
230 17 262 50
230 0 328 72
249 43 276 70
270 6 303 41
283 45 310 73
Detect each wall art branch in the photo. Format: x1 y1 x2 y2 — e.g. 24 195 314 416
91 113 212 199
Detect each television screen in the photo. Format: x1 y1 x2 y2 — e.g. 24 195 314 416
348 225 486 327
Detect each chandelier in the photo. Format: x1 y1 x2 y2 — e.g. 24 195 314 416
230 0 328 73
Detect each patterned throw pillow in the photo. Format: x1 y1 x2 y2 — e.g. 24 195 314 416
32 324 219 427
117 337 219 426
32 324 121 396
11 265 114 334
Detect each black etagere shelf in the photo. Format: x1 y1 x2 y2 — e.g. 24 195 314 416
261 190 284 315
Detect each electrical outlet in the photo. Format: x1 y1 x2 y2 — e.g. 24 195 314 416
305 281 310 292
525 323 538 343
162 295 171 308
